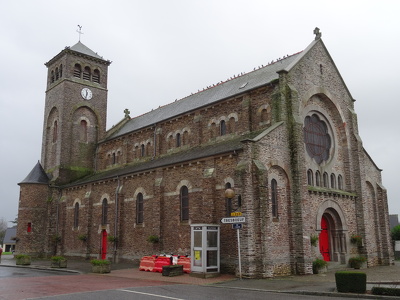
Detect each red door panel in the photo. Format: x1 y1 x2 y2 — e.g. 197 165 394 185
101 230 107 260
319 216 330 261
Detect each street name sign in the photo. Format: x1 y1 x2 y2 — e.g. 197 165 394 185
232 223 243 229
221 217 245 224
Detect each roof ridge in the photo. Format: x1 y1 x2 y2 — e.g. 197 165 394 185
130 50 304 120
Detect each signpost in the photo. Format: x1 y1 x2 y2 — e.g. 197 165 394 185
221 213 245 280
220 217 245 224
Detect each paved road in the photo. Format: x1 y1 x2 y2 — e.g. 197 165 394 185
30 285 368 300
0 265 75 279
0 266 375 300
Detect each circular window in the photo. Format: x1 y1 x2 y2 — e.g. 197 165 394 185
303 114 331 164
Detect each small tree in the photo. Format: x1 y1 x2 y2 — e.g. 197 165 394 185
391 225 400 241
0 217 7 244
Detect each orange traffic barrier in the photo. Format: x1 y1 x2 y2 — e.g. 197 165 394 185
153 256 171 272
139 256 156 272
177 256 191 273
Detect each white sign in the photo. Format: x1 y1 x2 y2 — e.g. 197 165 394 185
221 217 245 224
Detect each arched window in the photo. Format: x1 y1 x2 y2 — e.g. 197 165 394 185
323 172 329 188
228 117 236 133
74 203 79 228
136 193 144 224
307 169 314 185
330 173 336 189
134 146 139 158
101 199 108 225
83 66 91 81
80 120 88 142
271 179 278 218
73 64 82 78
146 142 151 156
112 153 116 165
182 131 189 146
210 123 217 139
55 67 59 80
59 64 63 79
52 121 58 143
220 120 226 136
141 144 145 157
93 69 100 83
180 186 189 221
50 70 55 83
225 182 232 216
261 108 269 123
315 171 321 187
176 133 181 147
338 175 343 190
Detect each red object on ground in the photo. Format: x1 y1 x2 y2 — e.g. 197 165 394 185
139 256 156 272
177 256 191 273
153 256 171 272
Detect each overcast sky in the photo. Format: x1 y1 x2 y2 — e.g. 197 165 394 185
1 0 399 227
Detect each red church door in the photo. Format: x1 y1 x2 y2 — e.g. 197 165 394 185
101 230 107 260
319 216 330 261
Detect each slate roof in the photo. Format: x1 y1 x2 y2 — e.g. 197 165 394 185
19 161 49 185
45 41 109 67
107 52 302 140
3 227 17 244
69 41 104 60
65 130 264 187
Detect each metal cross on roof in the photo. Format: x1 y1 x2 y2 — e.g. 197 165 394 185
314 27 321 40
77 25 84 41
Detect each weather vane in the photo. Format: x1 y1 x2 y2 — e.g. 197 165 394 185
77 25 84 41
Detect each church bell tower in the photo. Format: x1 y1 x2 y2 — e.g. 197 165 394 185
42 41 111 184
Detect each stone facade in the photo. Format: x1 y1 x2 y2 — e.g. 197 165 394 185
16 32 394 278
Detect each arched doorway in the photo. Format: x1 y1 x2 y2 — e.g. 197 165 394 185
316 201 348 264
319 216 330 261
101 230 108 260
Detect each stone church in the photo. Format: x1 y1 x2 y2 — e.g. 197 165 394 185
16 29 393 277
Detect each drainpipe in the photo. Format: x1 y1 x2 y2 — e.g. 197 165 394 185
55 188 62 255
153 123 157 158
114 176 120 263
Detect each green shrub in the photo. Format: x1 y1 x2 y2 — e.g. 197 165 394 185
335 271 366 293
107 235 118 242
371 287 400 296
310 235 319 247
312 258 327 274
51 256 66 262
90 259 111 266
350 234 363 247
77 234 87 241
15 254 30 259
391 225 400 241
147 235 160 243
349 256 367 268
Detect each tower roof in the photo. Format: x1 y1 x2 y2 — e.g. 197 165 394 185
19 161 49 185
69 41 104 59
45 41 110 67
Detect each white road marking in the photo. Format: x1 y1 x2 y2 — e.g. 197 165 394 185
117 289 185 300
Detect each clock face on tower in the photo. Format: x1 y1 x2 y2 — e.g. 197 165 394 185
81 88 93 100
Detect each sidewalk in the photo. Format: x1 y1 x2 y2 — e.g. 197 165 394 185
1 254 400 297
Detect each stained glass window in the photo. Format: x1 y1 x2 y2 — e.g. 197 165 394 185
303 114 331 164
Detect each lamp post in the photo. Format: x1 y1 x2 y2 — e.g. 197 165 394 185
224 188 242 279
